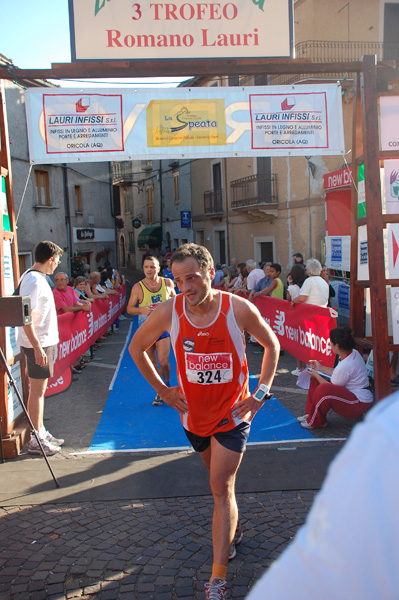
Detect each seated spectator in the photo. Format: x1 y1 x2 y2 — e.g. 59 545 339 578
100 270 120 296
321 264 336 307
248 262 273 301
53 272 91 374
87 272 109 300
291 258 329 307
298 326 374 429
74 276 94 303
246 259 265 291
53 273 91 315
251 263 284 299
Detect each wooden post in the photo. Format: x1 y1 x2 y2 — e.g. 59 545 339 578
359 57 391 400
0 80 29 457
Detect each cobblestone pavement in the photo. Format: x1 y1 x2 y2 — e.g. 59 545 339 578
0 491 316 600
0 268 356 599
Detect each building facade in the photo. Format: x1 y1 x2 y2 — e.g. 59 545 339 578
2 54 117 277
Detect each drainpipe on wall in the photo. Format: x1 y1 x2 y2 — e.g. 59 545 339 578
159 160 163 249
108 163 117 267
62 164 73 276
224 158 230 263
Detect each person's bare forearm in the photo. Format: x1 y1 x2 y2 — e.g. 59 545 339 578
22 323 41 348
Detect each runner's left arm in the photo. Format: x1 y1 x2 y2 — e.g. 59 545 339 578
232 295 280 421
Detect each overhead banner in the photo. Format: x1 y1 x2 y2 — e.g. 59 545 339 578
25 84 345 164
69 0 293 61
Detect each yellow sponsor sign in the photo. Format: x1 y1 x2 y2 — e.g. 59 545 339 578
146 99 226 147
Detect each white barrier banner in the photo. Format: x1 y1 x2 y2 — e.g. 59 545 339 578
69 0 293 61
25 84 345 164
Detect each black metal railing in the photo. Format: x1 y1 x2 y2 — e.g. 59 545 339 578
204 189 224 214
231 174 278 209
268 40 399 85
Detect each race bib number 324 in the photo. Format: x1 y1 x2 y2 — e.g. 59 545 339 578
185 352 233 385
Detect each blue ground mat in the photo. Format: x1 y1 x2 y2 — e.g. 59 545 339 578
89 319 311 452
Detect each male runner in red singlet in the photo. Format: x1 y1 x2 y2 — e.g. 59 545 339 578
127 256 175 405
129 244 279 599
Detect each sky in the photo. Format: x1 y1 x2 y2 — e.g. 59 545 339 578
1 0 188 87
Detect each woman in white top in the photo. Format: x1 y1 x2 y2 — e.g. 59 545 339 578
287 264 307 376
291 258 329 307
299 326 373 429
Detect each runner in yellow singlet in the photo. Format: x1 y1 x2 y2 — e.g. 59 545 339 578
127 256 175 405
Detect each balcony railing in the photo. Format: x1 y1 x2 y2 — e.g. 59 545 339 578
204 189 224 214
111 161 135 184
269 40 399 86
231 174 277 209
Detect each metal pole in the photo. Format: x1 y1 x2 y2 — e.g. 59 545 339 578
0 346 60 487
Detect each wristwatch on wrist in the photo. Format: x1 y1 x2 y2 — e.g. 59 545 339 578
253 383 271 403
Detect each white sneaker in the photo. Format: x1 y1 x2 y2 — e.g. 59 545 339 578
205 577 227 599
291 368 303 376
118 315 127 320
297 414 309 422
42 429 64 446
300 420 328 429
28 437 61 456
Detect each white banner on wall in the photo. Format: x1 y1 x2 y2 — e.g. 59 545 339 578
25 84 345 164
69 0 293 61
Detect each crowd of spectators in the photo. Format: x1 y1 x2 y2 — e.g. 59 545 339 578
50 262 126 375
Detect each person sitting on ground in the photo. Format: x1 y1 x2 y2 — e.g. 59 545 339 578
286 264 307 376
251 263 284 299
53 273 92 315
73 276 94 303
291 258 329 308
246 259 265 292
321 264 336 307
298 325 374 429
248 262 273 302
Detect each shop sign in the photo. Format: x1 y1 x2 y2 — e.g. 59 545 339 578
323 166 352 191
